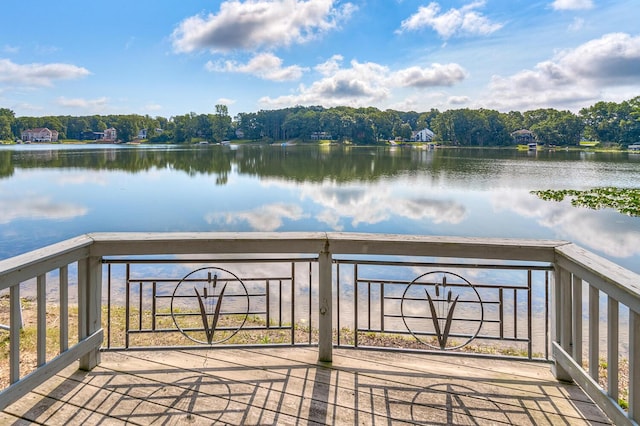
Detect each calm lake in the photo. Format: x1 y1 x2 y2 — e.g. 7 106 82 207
1 144 639 273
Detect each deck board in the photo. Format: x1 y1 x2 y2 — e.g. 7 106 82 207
3 347 611 425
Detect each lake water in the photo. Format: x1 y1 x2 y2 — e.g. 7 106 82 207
1 144 639 273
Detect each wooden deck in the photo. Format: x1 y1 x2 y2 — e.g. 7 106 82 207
2 348 610 425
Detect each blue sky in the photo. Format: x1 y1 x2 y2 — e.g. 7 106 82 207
1 0 638 118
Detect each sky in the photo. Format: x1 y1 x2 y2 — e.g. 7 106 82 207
1 0 638 118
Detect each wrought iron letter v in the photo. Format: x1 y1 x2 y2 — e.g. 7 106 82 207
195 283 227 344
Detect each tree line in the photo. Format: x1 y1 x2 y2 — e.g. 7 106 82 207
1 97 639 146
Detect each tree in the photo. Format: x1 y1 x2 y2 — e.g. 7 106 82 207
236 112 263 140
526 108 583 146
211 104 232 142
0 108 15 141
392 122 412 141
503 111 524 134
416 109 439 131
580 99 640 145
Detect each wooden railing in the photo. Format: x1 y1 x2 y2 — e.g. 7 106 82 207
553 243 640 425
0 235 102 412
0 232 638 424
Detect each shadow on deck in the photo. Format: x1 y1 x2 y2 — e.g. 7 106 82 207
2 347 610 425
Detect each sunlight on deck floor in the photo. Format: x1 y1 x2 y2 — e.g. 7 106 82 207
2 347 610 425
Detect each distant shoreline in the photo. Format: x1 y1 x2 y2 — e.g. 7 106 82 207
1 139 632 153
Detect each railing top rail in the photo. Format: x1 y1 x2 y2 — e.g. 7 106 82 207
556 243 640 313
0 235 94 291
327 232 568 261
87 232 568 262
88 232 329 256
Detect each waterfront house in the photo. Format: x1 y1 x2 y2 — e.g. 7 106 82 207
411 128 435 142
20 127 59 143
103 127 117 142
511 129 535 144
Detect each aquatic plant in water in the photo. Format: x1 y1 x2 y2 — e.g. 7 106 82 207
531 187 640 216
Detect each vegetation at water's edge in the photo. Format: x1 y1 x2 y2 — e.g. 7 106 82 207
531 187 640 216
2 96 640 146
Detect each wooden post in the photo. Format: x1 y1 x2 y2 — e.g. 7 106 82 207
318 243 333 363
78 256 102 370
551 266 572 381
629 310 640 421
37 274 46 367
589 285 600 382
607 296 619 403
572 276 582 365
9 285 20 384
60 266 69 353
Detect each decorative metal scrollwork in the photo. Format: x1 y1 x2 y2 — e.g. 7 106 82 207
171 267 249 345
400 271 484 350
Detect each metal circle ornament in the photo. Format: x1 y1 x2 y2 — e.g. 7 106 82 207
400 271 483 350
171 267 249 345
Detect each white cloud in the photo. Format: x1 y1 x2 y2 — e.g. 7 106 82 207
486 33 640 111
205 203 308 231
35 45 60 55
448 95 470 105
261 58 391 107
172 0 356 53
57 96 109 112
125 36 136 50
392 63 468 88
398 1 502 39
557 33 640 84
206 53 308 81
2 45 19 54
0 59 90 88
568 17 585 32
11 102 44 112
315 54 343 76
260 56 467 108
551 0 594 10
217 97 236 105
143 103 163 111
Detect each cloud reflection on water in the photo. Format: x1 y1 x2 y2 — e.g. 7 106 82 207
305 183 467 229
203 180 467 232
0 194 88 224
205 203 308 231
492 190 640 258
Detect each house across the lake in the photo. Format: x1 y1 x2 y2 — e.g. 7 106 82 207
80 127 118 142
104 127 117 142
511 129 535 144
21 127 59 143
411 128 434 142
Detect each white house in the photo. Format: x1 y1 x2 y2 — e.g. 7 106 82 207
412 128 434 142
21 128 59 143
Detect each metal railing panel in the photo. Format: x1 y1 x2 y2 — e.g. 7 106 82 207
335 258 552 359
102 257 317 350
